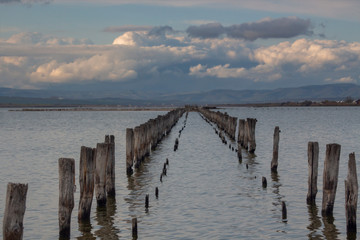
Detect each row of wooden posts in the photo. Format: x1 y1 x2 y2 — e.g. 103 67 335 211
126 108 185 175
199 108 358 235
3 107 186 240
197 108 257 153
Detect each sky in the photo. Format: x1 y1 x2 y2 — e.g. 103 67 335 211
1 0 360 93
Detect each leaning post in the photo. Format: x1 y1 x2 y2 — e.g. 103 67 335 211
345 152 358 233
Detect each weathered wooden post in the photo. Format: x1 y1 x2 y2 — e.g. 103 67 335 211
307 142 319 204
132 218 138 239
271 126 280 172
247 118 256 153
106 135 115 197
95 143 108 206
78 146 95 220
3 183 28 240
322 143 341 216
58 158 75 238
345 152 358 233
243 121 249 150
126 128 135 175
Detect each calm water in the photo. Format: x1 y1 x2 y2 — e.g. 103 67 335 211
1 107 360 239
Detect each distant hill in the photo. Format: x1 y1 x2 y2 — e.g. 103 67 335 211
1 83 360 106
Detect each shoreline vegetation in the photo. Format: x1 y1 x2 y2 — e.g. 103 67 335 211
3 99 360 111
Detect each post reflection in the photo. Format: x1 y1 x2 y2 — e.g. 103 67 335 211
94 197 120 240
321 214 340 240
306 203 322 240
77 219 96 240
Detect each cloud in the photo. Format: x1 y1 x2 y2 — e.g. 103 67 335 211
148 26 174 36
0 0 52 4
4 32 93 45
103 25 153 33
1 31 360 90
187 23 225 39
325 76 357 84
186 17 313 40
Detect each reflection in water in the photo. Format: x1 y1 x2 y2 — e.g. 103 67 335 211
306 203 322 240
94 197 120 240
77 219 96 240
322 215 340 240
271 171 286 222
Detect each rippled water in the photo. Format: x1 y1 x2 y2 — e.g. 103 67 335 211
1 107 360 239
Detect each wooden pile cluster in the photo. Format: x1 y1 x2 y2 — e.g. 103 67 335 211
237 118 257 154
126 108 185 175
197 108 237 141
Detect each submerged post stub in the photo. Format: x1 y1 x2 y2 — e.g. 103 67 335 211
132 218 138 239
262 177 267 188
3 182 28 240
282 201 287 222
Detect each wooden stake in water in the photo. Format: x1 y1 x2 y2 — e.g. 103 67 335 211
307 142 319 204
106 135 116 197
126 128 135 175
345 152 358 233
95 143 108 206
262 177 267 188
3 183 28 240
78 146 95 220
271 126 280 172
282 201 287 221
58 158 75 238
322 143 341 216
247 118 257 153
132 218 138 239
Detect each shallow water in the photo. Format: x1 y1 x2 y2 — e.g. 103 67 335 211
0 107 360 239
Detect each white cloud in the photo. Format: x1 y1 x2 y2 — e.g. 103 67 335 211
325 76 357 84
5 32 93 45
1 31 360 90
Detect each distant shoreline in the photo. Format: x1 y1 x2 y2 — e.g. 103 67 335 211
3 100 360 111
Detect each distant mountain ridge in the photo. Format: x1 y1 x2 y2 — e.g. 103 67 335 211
1 83 360 106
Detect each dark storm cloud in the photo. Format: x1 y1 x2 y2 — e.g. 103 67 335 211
186 22 225 39
147 26 174 36
186 17 313 41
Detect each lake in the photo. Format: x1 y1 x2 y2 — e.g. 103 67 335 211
1 107 360 239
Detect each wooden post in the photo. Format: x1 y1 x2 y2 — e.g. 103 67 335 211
132 218 138 239
126 128 134 175
3 183 28 240
262 177 267 188
271 126 280 172
78 146 95 221
95 143 108 206
238 119 245 147
307 142 319 204
247 118 257 153
58 158 75 238
282 201 287 221
243 121 249 150
345 152 358 233
106 135 115 197
155 187 159 199
322 143 341 216
145 194 149 209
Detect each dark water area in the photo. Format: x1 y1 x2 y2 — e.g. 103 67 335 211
0 107 360 239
